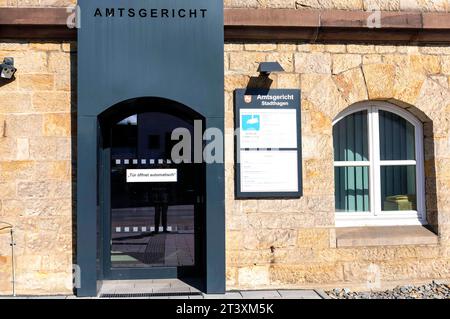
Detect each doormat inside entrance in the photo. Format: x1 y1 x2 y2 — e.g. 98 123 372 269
143 234 166 264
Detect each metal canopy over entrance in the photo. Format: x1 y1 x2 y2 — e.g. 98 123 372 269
77 0 224 297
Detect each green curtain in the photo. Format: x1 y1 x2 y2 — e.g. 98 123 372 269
333 111 370 212
379 110 415 161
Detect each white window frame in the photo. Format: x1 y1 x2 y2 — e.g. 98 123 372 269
333 101 426 227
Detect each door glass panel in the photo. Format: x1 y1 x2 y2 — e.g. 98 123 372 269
333 110 369 162
379 110 415 161
381 165 417 211
110 112 199 268
335 166 370 212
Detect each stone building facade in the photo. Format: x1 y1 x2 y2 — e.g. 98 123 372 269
1 1 450 296
224 42 450 290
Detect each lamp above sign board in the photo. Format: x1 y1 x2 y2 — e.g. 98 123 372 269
257 62 285 76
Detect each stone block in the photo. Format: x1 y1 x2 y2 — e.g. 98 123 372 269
277 43 297 52
277 73 300 88
54 72 72 92
393 67 427 105
332 54 362 74
242 228 298 250
297 228 330 249
18 74 54 91
270 263 344 284
29 137 59 160
34 161 71 181
333 67 368 105
32 92 71 112
29 43 61 51
224 53 229 71
10 51 48 74
363 0 401 11
15 138 29 160
325 44 347 53
246 212 316 229
363 64 395 99
0 138 17 161
0 161 34 181
17 181 50 199
302 134 333 160
0 92 32 113
237 265 270 287
244 43 277 51
229 51 267 72
266 52 295 72
0 42 28 51
302 75 347 118
0 182 16 200
270 247 317 263
224 0 260 8
43 113 71 137
228 249 274 265
419 46 450 55
226 230 243 250
410 55 441 75
347 44 375 54
375 45 397 54
224 75 250 92
4 114 42 138
224 43 244 51
40 254 72 272
416 78 450 116
16 255 42 272
295 52 332 74
226 267 237 287
56 137 71 160
342 261 378 283
363 54 382 64
442 56 450 75
48 51 71 74
241 200 258 213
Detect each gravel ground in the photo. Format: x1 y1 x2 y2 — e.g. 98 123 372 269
327 281 450 299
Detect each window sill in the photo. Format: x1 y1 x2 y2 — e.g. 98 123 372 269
335 226 438 248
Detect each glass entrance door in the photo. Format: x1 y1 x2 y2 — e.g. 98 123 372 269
104 111 204 277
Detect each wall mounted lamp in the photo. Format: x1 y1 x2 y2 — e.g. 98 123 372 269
257 62 284 76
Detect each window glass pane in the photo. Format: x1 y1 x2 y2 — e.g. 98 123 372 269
381 166 417 211
379 110 415 161
335 166 370 212
333 110 369 161
111 112 199 268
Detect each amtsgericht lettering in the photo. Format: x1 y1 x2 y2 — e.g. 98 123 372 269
94 8 208 19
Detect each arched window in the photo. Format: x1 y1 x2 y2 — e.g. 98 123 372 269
333 102 426 227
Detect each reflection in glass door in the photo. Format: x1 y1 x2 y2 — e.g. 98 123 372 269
109 112 203 269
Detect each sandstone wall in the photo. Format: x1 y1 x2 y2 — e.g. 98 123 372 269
0 0 448 12
225 42 450 290
0 0 76 7
0 41 75 295
1 40 450 295
1 26 450 296
225 0 450 11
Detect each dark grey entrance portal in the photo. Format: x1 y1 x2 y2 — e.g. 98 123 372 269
77 0 224 296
